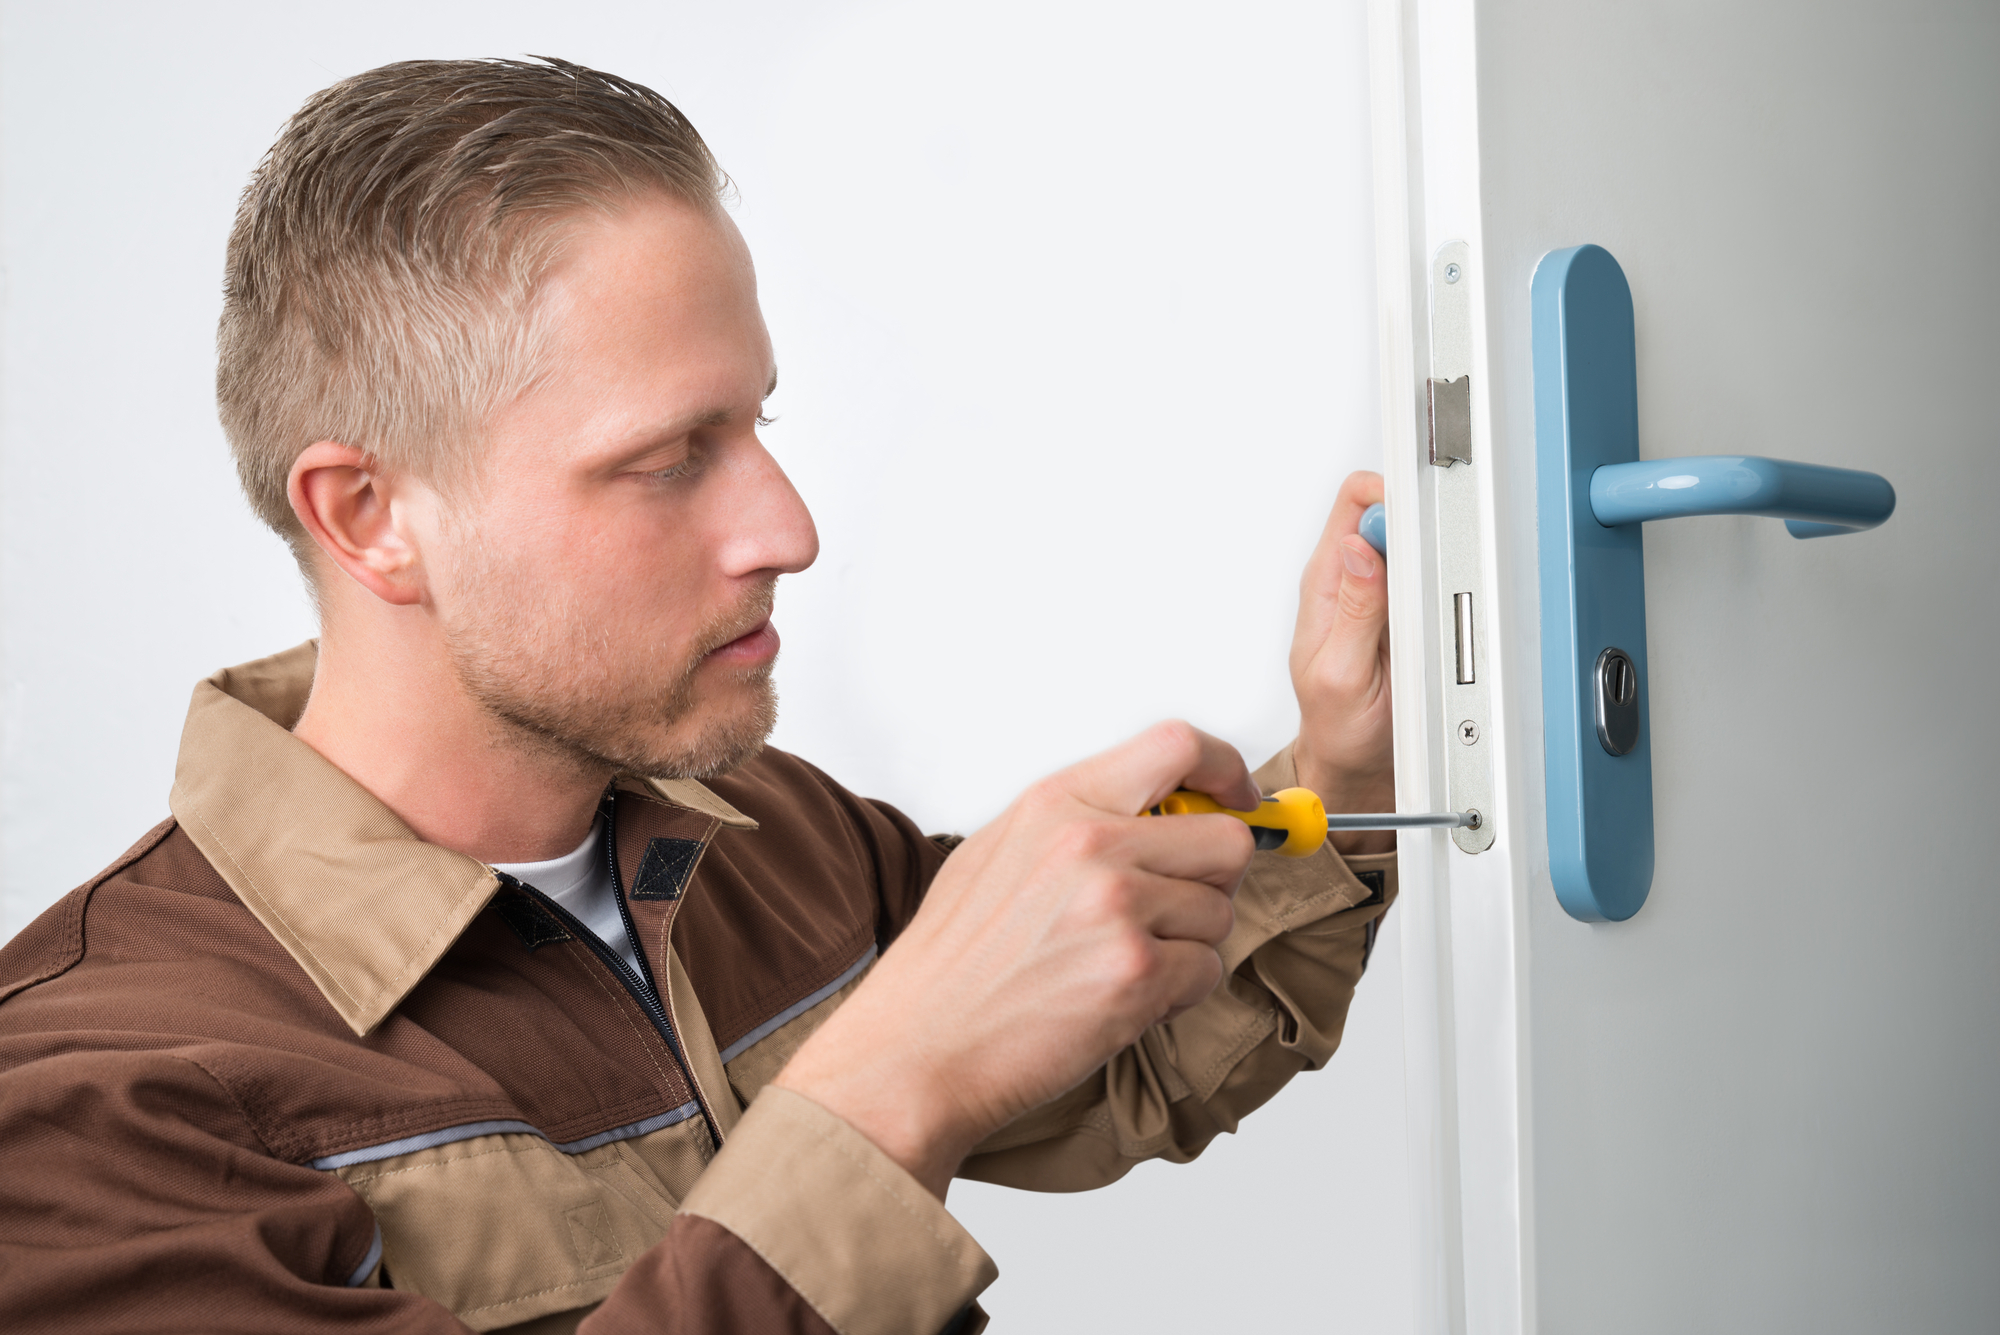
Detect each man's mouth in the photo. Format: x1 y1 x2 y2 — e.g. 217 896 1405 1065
704 618 779 665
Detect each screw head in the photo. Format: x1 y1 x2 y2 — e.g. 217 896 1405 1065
1458 719 1480 745
1444 262 1462 284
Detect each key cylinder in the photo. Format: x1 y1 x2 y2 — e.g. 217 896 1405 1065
1594 646 1641 756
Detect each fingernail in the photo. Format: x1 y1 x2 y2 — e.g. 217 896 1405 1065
1342 542 1377 579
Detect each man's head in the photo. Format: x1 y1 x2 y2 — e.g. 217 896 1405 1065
220 58 818 781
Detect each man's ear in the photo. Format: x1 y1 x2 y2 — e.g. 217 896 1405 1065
288 442 428 607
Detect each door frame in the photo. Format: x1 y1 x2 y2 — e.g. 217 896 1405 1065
1369 2 1533 1330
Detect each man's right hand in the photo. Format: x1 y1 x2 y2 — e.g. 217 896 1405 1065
771 721 1260 1198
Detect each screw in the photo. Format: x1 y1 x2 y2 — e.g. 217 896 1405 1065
1458 719 1480 745
1444 262 1462 284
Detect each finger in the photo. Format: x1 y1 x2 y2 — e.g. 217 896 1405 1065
1314 534 1391 692
1293 471 1386 661
1057 720 1259 817
1305 471 1385 581
1328 469 1385 546
1125 872 1237 945
1121 811 1255 890
1152 940 1226 1021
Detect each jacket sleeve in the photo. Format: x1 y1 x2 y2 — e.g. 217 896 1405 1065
590 1087 993 1335
955 744 1398 1191
0 1046 462 1334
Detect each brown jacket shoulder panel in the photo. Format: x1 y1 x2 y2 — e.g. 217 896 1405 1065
0 817 178 1006
0 826 528 1165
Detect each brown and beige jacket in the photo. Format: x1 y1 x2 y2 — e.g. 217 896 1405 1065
0 643 1397 1334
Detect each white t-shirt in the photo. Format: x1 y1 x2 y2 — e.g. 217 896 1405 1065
492 818 648 989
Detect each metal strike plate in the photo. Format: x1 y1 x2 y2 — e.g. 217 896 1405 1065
1430 241 1495 854
1532 244 1655 921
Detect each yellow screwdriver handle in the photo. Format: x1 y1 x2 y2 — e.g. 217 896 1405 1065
1141 787 1327 858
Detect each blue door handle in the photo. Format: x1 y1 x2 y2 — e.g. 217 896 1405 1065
1589 455 1895 537
1359 502 1388 554
1533 244 1894 924
1363 250 1896 925
1351 454 1895 558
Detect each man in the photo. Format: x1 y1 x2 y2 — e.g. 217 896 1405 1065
0 58 1395 1334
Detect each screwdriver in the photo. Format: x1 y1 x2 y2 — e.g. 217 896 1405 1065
1145 789 1480 857
1141 504 1478 856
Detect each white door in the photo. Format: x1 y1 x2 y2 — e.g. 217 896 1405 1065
1372 2 2000 1330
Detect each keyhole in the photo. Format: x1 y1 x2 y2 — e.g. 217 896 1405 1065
1609 655 1634 705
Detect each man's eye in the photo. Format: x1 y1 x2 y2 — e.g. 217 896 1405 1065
644 462 692 482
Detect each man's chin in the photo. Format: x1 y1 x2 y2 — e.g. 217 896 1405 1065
456 638 778 783
610 679 778 782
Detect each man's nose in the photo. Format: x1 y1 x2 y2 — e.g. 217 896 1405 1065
716 438 819 579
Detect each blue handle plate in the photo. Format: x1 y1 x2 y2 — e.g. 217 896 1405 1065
1533 245 1655 922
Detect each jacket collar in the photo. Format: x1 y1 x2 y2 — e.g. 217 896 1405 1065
167 641 756 1037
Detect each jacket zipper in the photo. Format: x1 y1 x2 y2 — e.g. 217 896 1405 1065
600 791 728 1146
490 794 723 1148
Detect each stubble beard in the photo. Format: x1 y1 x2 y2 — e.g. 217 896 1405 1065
441 547 780 782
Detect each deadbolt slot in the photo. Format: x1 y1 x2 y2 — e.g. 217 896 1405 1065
1453 592 1476 685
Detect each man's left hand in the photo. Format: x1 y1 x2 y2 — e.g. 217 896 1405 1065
1288 470 1395 855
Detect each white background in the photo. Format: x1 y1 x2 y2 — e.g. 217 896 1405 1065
0 3 1412 1329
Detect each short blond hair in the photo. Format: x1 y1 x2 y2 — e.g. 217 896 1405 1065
217 57 726 558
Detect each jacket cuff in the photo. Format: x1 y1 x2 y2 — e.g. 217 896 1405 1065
677 1085 997 1335
1222 744 1399 972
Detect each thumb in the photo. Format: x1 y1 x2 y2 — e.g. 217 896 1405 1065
1305 535 1390 691
1291 472 1383 673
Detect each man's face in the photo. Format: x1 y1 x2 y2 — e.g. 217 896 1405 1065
428 193 818 779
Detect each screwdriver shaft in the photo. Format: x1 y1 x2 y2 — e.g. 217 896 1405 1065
1326 811 1480 831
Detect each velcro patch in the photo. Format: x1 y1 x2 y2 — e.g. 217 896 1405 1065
629 837 703 902
495 893 572 951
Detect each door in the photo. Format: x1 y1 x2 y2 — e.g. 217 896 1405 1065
1371 2 2000 1331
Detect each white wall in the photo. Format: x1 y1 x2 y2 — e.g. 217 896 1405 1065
0 3 1413 1329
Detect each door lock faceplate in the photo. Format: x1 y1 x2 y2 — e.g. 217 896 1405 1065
1429 241 1495 854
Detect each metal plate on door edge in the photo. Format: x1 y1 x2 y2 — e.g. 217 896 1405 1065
1430 241 1496 854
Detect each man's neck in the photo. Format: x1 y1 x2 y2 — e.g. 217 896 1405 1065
292 620 611 866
